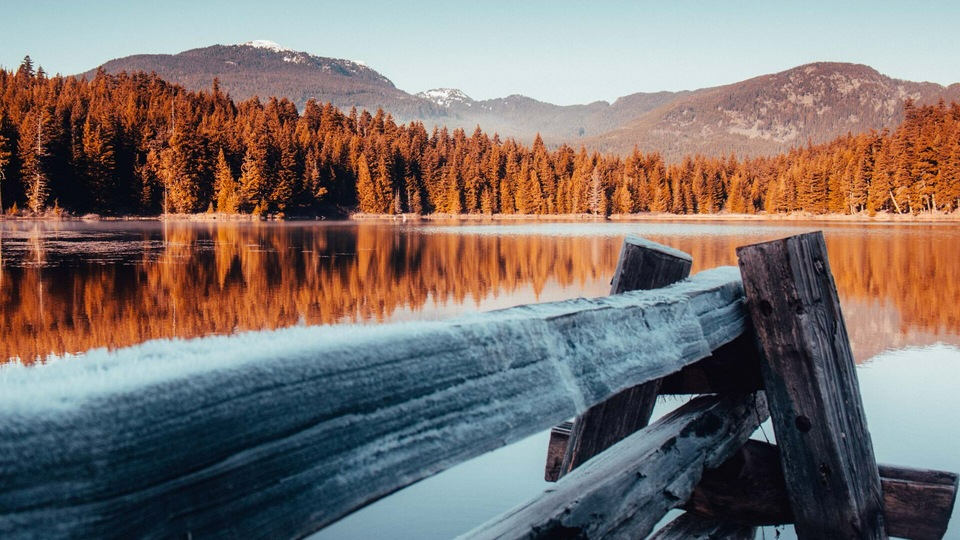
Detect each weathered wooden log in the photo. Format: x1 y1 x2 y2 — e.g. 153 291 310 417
0 267 747 540
459 392 768 540
555 236 692 480
737 231 886 539
544 332 763 482
685 440 959 540
649 513 756 540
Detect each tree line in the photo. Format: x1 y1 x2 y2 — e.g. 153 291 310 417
1 56 959 217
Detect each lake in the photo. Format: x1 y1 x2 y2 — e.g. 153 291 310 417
1 219 959 538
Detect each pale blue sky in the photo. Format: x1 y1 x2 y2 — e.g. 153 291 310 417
1 1 957 105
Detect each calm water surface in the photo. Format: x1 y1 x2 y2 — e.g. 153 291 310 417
1 219 958 538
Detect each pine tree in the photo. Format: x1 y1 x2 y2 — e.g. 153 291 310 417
19 111 49 214
214 149 239 213
611 177 634 214
725 172 748 214
239 145 267 213
589 167 606 216
355 154 378 213
0 117 10 213
81 114 117 212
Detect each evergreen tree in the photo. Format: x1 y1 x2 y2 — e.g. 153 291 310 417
611 176 634 214
214 149 239 213
19 111 49 214
355 154 378 213
0 117 10 213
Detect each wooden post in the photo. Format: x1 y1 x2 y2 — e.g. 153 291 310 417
737 231 886 539
551 236 692 479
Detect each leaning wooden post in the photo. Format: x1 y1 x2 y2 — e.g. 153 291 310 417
550 236 692 479
737 231 886 539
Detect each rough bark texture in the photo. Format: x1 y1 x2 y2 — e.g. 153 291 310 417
556 236 693 479
737 231 886 539
0 267 746 540
460 393 768 540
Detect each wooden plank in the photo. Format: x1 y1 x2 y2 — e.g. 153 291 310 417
649 513 756 540
544 421 573 482
0 266 748 540
460 392 768 540
878 465 958 540
737 231 886 539
555 236 693 480
686 441 958 540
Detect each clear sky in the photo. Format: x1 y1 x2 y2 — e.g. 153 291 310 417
2 0 958 105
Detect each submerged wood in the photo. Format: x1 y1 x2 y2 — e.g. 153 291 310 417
737 231 886 539
0 266 746 540
556 236 693 479
649 513 756 540
459 393 768 540
686 440 958 540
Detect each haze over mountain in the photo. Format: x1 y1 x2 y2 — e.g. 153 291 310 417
87 41 960 161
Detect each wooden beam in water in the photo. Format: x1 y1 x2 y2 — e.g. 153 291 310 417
554 236 693 480
460 393 768 540
737 231 886 539
0 267 747 540
686 440 958 540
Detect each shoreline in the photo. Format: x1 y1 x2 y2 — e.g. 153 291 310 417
4 210 960 224
350 211 960 224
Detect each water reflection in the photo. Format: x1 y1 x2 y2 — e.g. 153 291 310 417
1 220 958 363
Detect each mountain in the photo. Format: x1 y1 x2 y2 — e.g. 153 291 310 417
88 40 443 120
416 89 687 144
585 62 960 161
87 41 682 143
87 45 960 161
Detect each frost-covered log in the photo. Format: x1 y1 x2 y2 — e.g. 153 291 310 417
459 393 768 540
0 266 746 540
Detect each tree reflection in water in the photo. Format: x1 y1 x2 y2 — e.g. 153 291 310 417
1 221 958 364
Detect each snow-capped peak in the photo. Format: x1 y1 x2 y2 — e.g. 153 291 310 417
242 40 292 53
415 88 473 108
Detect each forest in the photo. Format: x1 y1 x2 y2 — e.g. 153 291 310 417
1 56 959 217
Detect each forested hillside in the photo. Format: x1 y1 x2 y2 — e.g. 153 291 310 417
1 58 958 217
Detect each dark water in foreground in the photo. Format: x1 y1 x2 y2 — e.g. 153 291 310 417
1 219 958 538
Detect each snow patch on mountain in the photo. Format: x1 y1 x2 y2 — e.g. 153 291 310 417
416 88 473 108
242 40 292 53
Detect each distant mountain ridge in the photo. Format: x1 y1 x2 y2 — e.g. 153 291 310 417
585 62 960 160
89 40 442 120
86 42 960 161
